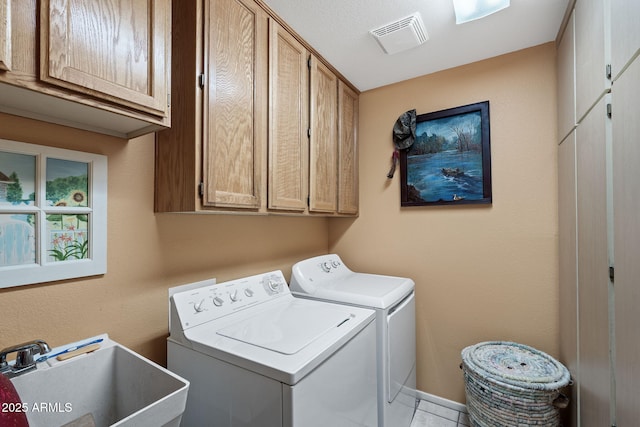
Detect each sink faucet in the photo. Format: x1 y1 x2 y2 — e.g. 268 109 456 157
0 340 51 377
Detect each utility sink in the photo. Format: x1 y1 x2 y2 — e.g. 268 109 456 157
10 335 189 427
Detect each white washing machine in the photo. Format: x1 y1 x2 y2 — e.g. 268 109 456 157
290 254 417 427
167 270 378 427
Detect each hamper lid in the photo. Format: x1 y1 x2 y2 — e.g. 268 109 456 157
461 341 571 391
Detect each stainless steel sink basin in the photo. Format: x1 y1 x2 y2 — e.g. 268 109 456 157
10 336 189 427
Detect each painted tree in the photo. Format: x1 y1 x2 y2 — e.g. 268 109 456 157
6 172 23 203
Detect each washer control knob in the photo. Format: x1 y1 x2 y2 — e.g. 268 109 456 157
213 296 224 307
244 288 254 297
263 274 285 295
229 290 239 302
194 299 205 313
268 279 281 292
331 260 341 268
320 262 332 273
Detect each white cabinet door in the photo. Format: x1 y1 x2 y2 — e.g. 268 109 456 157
611 0 640 81
557 11 575 143
574 0 609 122
558 132 578 427
613 55 640 427
576 97 611 427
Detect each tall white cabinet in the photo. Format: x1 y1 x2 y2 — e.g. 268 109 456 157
557 0 640 426
611 40 640 427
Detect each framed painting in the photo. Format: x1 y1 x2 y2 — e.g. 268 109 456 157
400 101 492 206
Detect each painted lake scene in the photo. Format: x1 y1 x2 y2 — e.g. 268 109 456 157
402 102 491 206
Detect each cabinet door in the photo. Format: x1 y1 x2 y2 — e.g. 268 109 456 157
613 55 640 427
40 0 170 117
611 0 640 81
309 56 337 213
558 132 578 427
576 97 610 427
0 0 9 71
557 10 575 143
268 19 308 211
574 0 609 121
337 80 358 215
202 0 267 209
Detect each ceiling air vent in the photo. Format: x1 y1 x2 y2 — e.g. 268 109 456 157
370 12 428 55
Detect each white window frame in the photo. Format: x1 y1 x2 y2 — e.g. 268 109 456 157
0 139 107 288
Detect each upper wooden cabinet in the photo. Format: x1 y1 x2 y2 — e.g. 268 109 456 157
0 0 10 71
0 0 171 138
337 81 359 215
202 0 267 210
40 0 169 118
309 56 338 214
156 0 267 213
155 0 359 216
268 19 308 212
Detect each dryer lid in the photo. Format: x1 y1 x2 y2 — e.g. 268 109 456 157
293 271 414 309
217 300 352 355
290 254 415 309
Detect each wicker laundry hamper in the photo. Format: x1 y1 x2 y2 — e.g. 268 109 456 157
461 341 571 427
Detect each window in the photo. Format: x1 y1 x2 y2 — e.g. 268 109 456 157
0 139 107 288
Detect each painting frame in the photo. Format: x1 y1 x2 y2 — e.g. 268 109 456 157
400 101 492 207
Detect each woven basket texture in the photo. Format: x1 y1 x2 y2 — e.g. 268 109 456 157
461 341 571 427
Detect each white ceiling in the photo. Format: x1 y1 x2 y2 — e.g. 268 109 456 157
261 0 570 92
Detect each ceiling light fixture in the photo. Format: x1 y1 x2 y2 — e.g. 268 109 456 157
453 0 510 24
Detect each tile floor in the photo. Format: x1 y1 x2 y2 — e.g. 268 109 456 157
411 399 471 427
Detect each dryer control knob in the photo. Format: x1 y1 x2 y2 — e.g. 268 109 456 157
213 297 224 307
321 262 332 272
229 290 239 302
194 299 205 313
244 288 254 297
331 260 341 268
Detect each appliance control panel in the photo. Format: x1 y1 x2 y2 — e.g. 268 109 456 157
171 270 289 330
290 254 354 291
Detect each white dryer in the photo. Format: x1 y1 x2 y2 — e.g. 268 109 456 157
167 270 377 427
290 255 417 427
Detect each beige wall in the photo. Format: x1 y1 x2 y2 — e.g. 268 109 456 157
0 113 328 364
329 42 560 402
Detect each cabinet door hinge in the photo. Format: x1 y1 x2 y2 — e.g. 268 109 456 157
606 64 612 80
307 195 310 207
607 103 612 118
199 181 204 198
307 128 311 138
198 74 205 89
609 266 615 283
307 55 312 69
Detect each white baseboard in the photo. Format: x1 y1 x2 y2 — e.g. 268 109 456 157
415 389 468 414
